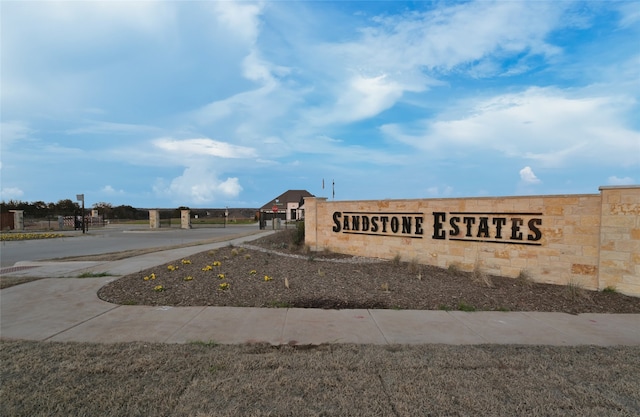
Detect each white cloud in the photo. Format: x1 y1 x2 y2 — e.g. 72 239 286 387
607 176 636 186
519 167 541 184
101 185 124 195
210 1 263 45
382 87 640 167
0 121 34 146
300 1 572 126
153 138 256 159
1 2 175 116
154 167 243 205
66 121 160 136
0 187 25 200
426 186 454 197
308 74 405 125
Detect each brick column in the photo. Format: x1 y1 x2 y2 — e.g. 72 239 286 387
10 210 24 231
181 209 192 229
149 210 160 229
304 197 327 251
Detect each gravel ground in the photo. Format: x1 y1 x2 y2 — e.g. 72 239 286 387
98 230 640 314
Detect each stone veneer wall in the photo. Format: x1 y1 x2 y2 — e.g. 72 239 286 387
304 186 639 296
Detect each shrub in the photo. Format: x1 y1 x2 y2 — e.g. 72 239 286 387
293 221 305 246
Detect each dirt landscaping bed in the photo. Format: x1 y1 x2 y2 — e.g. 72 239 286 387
97 230 640 314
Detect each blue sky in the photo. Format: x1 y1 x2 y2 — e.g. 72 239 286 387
1 1 639 209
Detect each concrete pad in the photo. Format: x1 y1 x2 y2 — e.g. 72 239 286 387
1 278 117 340
166 307 288 345
281 308 387 345
523 312 640 346
50 305 206 343
370 310 487 345
448 311 572 345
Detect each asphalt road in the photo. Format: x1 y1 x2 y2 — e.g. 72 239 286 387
0 224 263 268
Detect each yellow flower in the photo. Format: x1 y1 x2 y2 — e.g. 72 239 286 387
153 285 164 292
143 276 150 281
167 265 178 271
249 270 257 275
218 283 230 291
202 265 213 271
218 273 225 279
181 259 191 265
264 275 272 282
183 276 193 281
150 273 157 280
213 261 222 267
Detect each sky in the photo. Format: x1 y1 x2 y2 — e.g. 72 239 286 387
1 0 639 209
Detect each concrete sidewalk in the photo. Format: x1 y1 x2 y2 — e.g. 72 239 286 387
1 233 639 346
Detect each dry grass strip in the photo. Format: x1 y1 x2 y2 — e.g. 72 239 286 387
2 340 639 416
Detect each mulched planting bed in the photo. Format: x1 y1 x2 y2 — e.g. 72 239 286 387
97 230 640 314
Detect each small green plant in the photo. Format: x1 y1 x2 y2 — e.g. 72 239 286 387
317 268 325 277
380 282 390 292
438 304 452 311
231 248 239 257
495 306 510 312
565 279 589 300
447 263 460 274
457 301 476 312
77 271 111 278
209 364 225 373
408 258 420 274
516 270 534 287
472 262 493 288
293 221 305 246
244 254 251 260
602 286 617 293
392 253 402 266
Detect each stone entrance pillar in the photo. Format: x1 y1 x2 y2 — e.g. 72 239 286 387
149 210 160 229
10 210 24 231
181 209 191 229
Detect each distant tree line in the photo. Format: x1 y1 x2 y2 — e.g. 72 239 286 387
1 200 257 221
0 200 147 220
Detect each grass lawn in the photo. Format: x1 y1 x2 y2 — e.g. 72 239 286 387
2 340 639 416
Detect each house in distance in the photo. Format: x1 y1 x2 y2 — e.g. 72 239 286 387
259 190 314 228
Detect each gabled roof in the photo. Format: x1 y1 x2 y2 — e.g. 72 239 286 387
260 190 314 211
